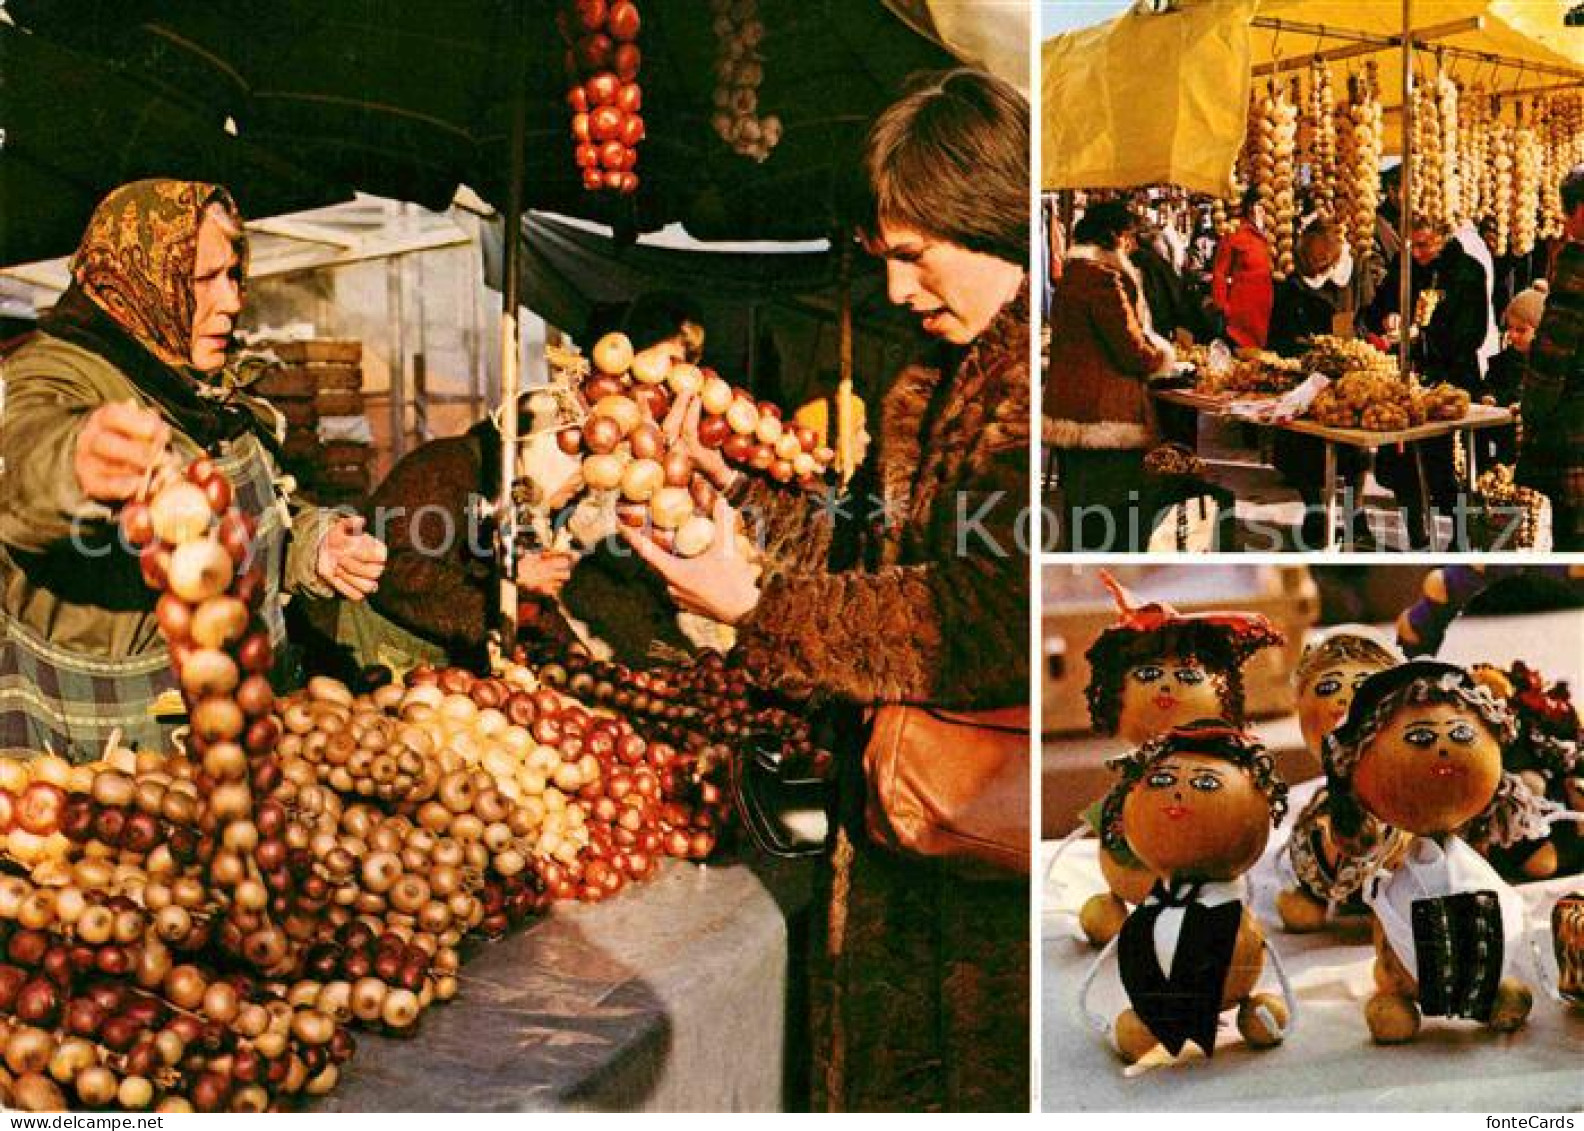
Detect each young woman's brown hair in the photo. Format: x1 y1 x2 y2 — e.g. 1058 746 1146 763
862 67 1029 265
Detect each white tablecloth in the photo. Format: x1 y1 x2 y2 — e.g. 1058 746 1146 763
1042 779 1584 1112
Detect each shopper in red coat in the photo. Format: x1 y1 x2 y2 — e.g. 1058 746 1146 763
1211 186 1275 349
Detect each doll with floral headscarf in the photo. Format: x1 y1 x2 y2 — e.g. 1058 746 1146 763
1325 661 1543 1042
1079 722 1296 1064
1077 572 1285 945
1276 626 1409 932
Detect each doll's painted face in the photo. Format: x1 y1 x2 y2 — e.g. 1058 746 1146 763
1353 701 1504 835
1122 753 1272 881
1298 661 1390 755
1117 656 1226 744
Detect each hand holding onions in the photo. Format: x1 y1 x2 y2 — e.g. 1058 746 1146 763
72 403 171 503
621 496 761 625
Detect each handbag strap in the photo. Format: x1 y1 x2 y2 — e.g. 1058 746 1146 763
916 705 1031 737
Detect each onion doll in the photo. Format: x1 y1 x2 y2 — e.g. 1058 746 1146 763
1325 661 1537 1043
1078 572 1285 945
1079 722 1295 1064
1277 627 1409 932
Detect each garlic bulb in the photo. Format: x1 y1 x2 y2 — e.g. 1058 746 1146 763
1307 59 1338 218
1334 63 1384 265
1512 119 1541 256
1253 80 1299 279
1491 121 1514 257
709 0 780 161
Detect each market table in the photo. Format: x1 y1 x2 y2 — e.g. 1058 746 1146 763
1152 389 1515 552
313 854 813 1112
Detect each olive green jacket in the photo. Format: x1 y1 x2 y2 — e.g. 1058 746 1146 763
0 334 335 660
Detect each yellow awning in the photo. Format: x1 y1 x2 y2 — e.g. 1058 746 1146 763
884 0 1032 92
1043 0 1584 194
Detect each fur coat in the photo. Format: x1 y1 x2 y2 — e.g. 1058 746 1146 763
732 285 1030 711
1043 245 1168 452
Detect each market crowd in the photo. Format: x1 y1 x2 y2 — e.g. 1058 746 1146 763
1043 167 1584 552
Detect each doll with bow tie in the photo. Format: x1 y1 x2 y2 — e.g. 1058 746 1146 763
1078 572 1285 947
1080 722 1296 1064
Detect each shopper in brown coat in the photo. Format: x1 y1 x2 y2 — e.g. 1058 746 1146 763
1044 199 1172 551
625 69 1030 1111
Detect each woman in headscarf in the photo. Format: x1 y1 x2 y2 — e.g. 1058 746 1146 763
0 179 386 759
624 69 1030 1111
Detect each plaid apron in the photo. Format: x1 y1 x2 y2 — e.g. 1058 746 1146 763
0 433 289 762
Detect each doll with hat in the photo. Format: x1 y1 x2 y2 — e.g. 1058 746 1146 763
1078 572 1285 945
1079 722 1296 1064
1277 626 1410 932
1325 660 1542 1042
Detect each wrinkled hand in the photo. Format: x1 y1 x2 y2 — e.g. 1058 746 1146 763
662 392 735 491
316 515 388 601
619 497 760 624
74 403 171 503
515 550 575 597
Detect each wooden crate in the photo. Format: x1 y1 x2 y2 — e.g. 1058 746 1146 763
1040 565 1318 736
315 389 365 418
269 340 362 365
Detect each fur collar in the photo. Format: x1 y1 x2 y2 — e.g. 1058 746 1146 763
877 280 1030 551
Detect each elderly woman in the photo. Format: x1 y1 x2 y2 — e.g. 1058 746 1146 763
1044 199 1172 551
626 69 1029 1110
0 180 386 758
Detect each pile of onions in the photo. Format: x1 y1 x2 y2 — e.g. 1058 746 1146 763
0 455 758 1111
558 0 644 195
521 643 830 780
561 331 834 555
708 0 780 161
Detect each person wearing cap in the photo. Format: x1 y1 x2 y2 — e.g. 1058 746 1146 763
1517 167 1584 550
1479 282 1547 467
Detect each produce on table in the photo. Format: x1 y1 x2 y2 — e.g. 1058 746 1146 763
709 0 780 161
1193 350 1304 396
1301 336 1469 431
0 456 747 1111
558 0 644 195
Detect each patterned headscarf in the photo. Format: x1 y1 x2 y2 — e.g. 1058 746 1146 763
70 179 248 370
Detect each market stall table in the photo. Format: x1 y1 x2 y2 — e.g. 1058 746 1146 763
313 855 812 1112
1152 390 1515 551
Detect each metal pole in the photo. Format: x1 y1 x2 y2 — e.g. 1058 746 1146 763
1398 0 1414 383
495 42 528 641
836 232 856 486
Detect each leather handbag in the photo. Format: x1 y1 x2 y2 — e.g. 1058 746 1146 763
863 704 1031 875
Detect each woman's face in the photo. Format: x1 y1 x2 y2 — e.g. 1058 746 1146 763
190 211 244 373
1116 655 1226 744
1122 752 1271 881
1353 701 1504 835
867 221 1023 345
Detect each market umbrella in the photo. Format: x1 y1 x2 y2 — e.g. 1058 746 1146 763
5 0 969 253
0 24 345 266
1042 0 1584 194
